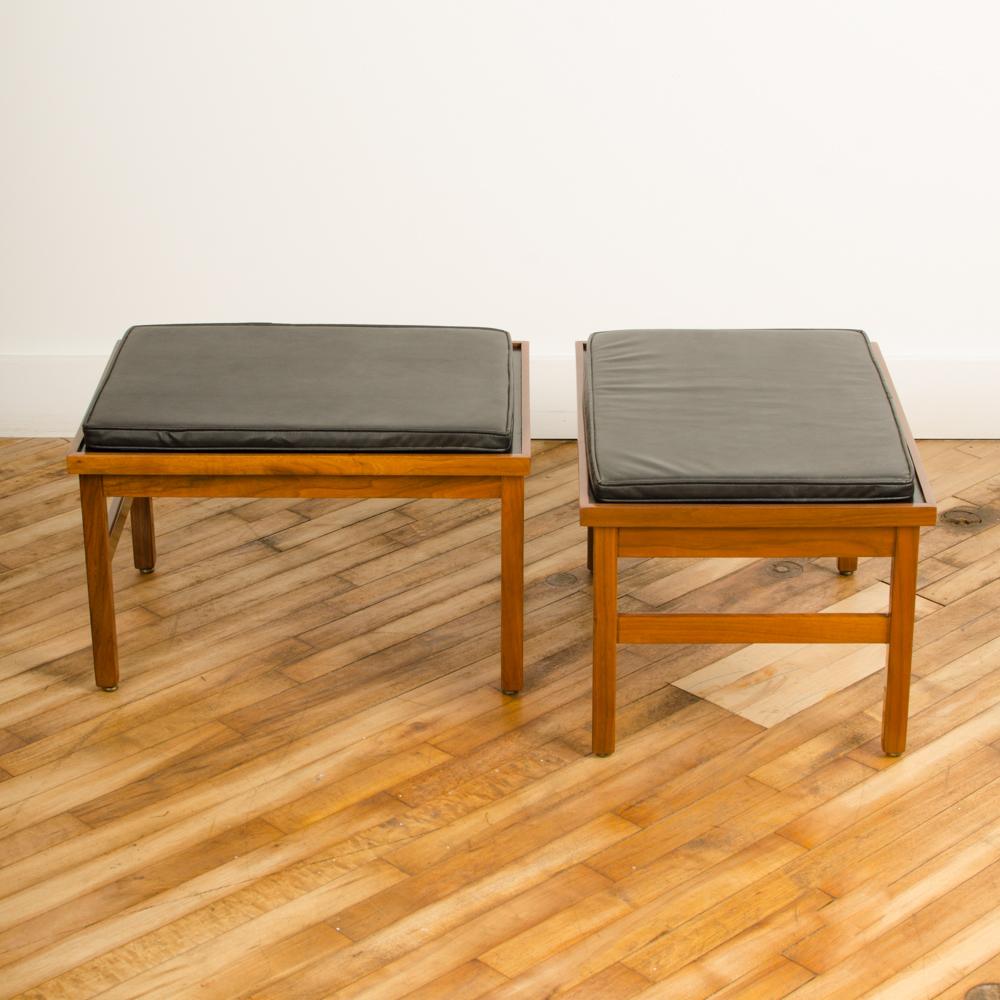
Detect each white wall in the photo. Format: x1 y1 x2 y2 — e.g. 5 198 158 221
2 0 999 436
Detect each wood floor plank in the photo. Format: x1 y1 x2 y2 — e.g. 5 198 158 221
702 957 814 999
0 504 301 623
0 721 233 840
0 816 285 972
0 798 398 996
672 584 938 727
636 890 828 998
479 880 633 977
389 959 508 1000
622 873 816 982
780 744 1000 892
921 548 1000 605
851 634 1000 767
561 963 654 999
0 639 309 774
786 812 1000 973
0 727 25 755
330 863 612 999
477 834 805 998
781 857 1000 998
929 953 1000 1000
79 862 399 999
817 772 1000 900
192 923 349 1000
779 706 1000 848
0 812 91 868
258 814 638 998
0 679 503 931
386 700 727 876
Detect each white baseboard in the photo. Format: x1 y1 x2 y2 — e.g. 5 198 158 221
528 356 581 439
882 359 1000 439
0 356 111 438
2 353 998 440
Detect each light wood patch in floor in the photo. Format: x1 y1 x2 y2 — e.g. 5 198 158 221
0 437 999 998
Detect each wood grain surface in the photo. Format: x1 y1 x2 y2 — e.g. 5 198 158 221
1 436 999 998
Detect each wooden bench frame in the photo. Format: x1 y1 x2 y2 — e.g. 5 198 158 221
67 342 531 696
575 340 937 757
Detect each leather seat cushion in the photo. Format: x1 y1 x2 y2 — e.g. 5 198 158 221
82 324 516 453
584 329 916 502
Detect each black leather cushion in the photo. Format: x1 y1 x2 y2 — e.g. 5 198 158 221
584 329 915 502
82 324 516 453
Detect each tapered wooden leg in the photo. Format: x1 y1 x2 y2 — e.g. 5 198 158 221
131 497 156 573
592 526 618 756
838 557 858 576
882 527 920 755
500 476 525 695
586 527 594 572
79 475 120 691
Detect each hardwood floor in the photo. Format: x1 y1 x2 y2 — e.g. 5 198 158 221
1 437 999 998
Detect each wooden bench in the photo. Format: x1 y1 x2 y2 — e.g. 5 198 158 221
68 324 530 695
576 330 936 756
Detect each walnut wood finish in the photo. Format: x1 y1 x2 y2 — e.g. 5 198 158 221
78 476 120 691
107 496 133 552
617 526 896 559
592 526 618 757
576 340 936 757
67 450 531 478
581 502 936 529
883 527 920 755
67 344 531 691
618 612 890 645
101 474 505 500
130 498 156 573
500 476 525 694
